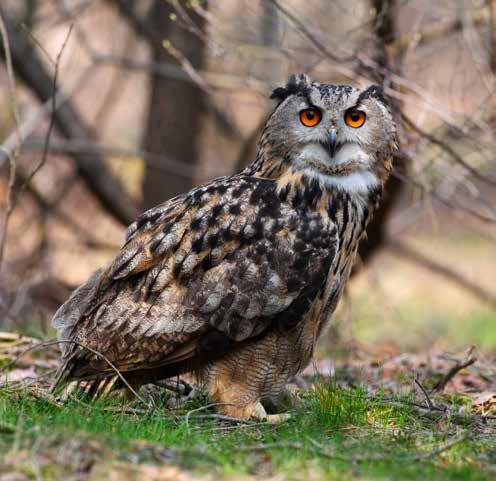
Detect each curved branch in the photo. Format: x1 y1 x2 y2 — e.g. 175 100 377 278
0 14 138 225
387 237 496 309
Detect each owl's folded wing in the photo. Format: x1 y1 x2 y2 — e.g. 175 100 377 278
52 176 338 378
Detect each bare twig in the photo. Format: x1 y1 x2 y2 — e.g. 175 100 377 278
392 166 496 225
414 374 435 410
19 24 55 65
0 339 149 407
232 441 303 454
15 166 121 251
93 53 267 94
431 352 477 394
491 0 496 74
0 149 16 270
0 66 92 169
401 113 496 188
374 396 495 424
97 403 260 428
21 138 226 179
0 14 138 225
267 0 351 64
162 40 213 95
391 7 487 57
0 9 20 270
184 403 235 434
209 420 269 432
386 237 496 309
110 0 242 141
0 11 21 145
191 414 258 425
18 24 74 198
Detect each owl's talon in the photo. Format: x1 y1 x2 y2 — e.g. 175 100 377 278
251 401 268 421
249 401 291 423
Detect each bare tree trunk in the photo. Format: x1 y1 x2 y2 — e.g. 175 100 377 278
234 1 281 172
142 1 207 209
491 0 496 73
357 0 407 266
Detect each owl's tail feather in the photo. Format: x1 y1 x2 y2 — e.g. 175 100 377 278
51 268 104 356
51 365 119 401
50 352 119 401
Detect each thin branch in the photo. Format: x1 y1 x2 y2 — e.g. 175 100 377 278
109 0 243 141
15 166 121 251
386 237 496 309
392 166 496 225
391 7 488 57
21 138 227 178
93 53 267 94
269 0 486 133
0 9 21 146
18 24 74 198
0 149 16 269
0 67 92 169
184 403 235 434
0 338 149 407
401 112 496 188
0 9 20 270
0 15 138 225
162 40 213 95
414 374 435 410
491 0 496 73
190 414 259 425
431 352 477 394
267 0 350 64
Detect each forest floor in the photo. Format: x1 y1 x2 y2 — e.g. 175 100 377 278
0 332 495 481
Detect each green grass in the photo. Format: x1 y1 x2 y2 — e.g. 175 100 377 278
1 383 494 481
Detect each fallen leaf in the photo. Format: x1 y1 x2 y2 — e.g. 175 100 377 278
471 391 496 415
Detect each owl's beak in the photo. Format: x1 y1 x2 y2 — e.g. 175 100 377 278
327 129 338 157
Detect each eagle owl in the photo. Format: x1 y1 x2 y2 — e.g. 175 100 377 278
52 74 396 420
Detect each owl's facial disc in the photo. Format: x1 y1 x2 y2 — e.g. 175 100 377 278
289 98 380 194
266 78 395 193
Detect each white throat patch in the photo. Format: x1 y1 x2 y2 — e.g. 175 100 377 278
303 169 379 195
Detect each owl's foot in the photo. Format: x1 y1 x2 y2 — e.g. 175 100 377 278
263 385 301 414
210 397 292 423
237 401 291 423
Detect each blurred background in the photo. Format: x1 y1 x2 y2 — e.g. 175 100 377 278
0 0 495 359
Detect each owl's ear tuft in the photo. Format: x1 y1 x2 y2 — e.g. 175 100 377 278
358 84 388 105
270 73 313 103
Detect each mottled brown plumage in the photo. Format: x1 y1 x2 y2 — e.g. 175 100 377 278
53 74 397 419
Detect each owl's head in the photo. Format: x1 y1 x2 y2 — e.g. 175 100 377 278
253 74 397 195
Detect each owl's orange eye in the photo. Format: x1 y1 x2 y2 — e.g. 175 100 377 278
344 108 366 128
299 108 322 127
